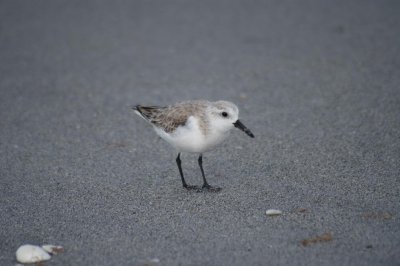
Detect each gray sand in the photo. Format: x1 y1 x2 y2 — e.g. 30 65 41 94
1 1 399 265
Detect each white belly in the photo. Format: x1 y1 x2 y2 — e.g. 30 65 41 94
153 116 228 153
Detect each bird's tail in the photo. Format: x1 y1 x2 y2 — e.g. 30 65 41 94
131 105 165 122
132 105 148 121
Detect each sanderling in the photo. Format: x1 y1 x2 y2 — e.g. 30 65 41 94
132 100 254 192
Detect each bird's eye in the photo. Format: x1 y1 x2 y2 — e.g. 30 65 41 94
221 112 228 117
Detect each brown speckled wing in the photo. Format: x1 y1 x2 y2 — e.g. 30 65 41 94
135 101 208 134
135 105 189 133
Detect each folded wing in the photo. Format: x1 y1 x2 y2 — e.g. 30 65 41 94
133 105 189 133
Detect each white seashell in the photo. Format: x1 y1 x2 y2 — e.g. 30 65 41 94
16 244 51 263
42 244 64 255
266 209 282 216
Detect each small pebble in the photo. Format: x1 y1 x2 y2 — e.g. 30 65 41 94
42 245 64 255
16 244 51 264
298 208 307 213
266 209 282 216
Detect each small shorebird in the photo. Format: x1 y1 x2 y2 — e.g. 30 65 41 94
133 100 254 192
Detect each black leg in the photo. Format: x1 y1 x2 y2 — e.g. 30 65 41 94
198 154 209 187
176 153 198 190
198 154 221 192
176 153 186 186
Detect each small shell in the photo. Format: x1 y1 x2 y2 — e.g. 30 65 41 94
266 209 282 216
42 245 64 255
16 244 51 263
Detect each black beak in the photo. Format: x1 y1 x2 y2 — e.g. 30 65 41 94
233 120 255 138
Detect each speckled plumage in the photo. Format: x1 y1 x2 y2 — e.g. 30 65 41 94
133 100 249 153
135 100 210 135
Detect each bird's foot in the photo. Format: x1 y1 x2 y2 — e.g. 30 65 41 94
183 184 200 191
199 184 222 193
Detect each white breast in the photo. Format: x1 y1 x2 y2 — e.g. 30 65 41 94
153 116 228 153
